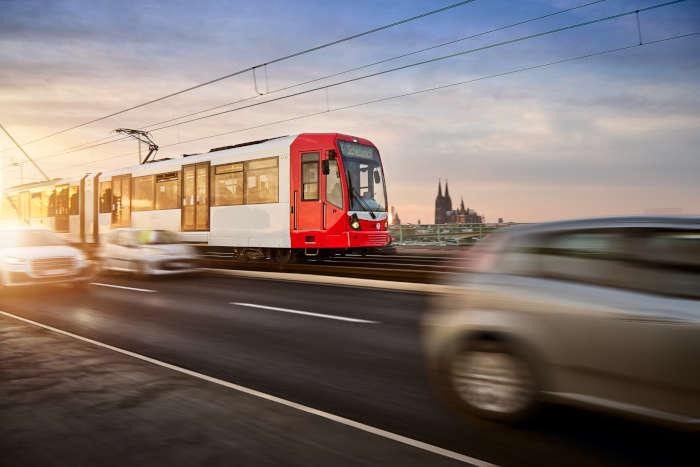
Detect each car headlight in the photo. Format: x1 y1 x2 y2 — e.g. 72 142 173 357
4 257 25 265
350 214 361 230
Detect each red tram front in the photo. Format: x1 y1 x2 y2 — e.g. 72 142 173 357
289 133 390 256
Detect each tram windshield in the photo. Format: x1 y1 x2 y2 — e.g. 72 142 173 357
338 140 387 212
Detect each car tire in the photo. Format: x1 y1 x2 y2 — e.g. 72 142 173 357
436 339 539 424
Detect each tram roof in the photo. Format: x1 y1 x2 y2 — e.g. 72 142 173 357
5 132 373 191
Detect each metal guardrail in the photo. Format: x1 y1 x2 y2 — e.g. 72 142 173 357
389 223 510 246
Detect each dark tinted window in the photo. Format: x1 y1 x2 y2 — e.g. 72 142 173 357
620 230 700 299
497 227 699 299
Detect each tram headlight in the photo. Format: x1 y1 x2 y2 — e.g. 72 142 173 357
350 214 361 231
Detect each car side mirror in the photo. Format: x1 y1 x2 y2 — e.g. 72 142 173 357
321 160 330 175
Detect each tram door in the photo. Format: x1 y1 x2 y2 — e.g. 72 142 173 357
296 152 323 231
54 184 70 232
182 162 210 231
111 175 132 227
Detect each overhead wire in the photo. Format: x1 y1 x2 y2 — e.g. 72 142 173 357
44 30 699 177
110 0 692 131
5 0 608 168
6 0 673 169
0 0 479 150
137 0 613 129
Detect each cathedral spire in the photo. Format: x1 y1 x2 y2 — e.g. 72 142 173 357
436 178 443 199
460 197 466 213
443 179 452 211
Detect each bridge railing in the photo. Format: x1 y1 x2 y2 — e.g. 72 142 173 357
388 223 510 246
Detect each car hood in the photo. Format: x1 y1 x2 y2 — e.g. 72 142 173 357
0 245 82 260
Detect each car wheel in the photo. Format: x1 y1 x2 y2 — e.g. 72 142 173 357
441 340 538 423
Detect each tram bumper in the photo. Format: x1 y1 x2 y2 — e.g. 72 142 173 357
347 231 390 248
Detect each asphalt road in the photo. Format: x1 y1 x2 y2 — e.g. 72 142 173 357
0 273 695 466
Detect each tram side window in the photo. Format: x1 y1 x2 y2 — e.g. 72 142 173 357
69 186 79 215
47 189 56 216
99 181 112 213
133 175 155 211
42 190 50 218
326 159 343 208
55 186 69 216
301 153 319 201
245 157 279 204
155 172 180 210
30 192 43 219
213 163 244 206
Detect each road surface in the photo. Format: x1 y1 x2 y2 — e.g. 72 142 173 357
0 273 695 466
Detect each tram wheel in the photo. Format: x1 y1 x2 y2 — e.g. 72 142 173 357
272 248 295 265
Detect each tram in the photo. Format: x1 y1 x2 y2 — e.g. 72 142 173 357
1 133 390 260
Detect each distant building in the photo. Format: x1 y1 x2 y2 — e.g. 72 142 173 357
390 206 402 225
434 179 452 224
434 179 483 224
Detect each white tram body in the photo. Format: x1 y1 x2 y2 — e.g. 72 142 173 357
2 133 390 256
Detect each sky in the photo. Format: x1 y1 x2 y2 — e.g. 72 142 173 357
1 0 699 223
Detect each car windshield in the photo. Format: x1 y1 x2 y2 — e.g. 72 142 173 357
0 230 67 248
338 140 387 212
135 230 181 245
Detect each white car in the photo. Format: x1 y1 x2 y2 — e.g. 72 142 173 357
98 228 199 276
0 227 93 289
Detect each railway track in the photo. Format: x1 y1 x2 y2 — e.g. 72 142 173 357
202 249 468 283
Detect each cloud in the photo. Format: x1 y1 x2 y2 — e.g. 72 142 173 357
1 0 699 223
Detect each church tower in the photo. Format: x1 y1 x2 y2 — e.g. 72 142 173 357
443 179 453 212
434 179 444 224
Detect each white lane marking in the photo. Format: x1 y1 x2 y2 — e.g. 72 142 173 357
90 282 157 293
231 302 379 324
0 310 494 467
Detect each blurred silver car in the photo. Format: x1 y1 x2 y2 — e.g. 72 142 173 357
424 217 699 427
98 228 199 277
0 227 93 289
